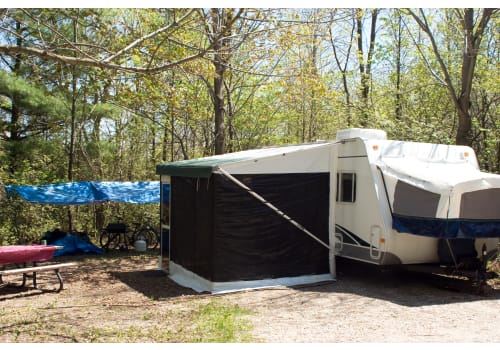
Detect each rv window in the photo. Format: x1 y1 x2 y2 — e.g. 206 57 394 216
393 180 439 217
336 173 356 202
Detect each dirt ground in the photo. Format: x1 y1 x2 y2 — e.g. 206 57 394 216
1 251 500 343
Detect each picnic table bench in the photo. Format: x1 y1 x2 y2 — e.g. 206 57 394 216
0 245 77 292
0 262 77 292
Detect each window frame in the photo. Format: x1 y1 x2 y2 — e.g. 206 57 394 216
336 172 357 203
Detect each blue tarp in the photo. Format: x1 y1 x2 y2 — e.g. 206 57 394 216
5 181 170 205
39 229 103 256
52 235 103 257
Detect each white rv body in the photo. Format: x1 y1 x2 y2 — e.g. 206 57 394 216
158 128 500 293
333 129 500 266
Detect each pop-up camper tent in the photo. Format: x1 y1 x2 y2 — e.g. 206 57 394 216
375 141 500 239
156 143 339 293
157 129 500 294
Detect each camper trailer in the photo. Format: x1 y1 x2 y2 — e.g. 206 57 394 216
333 129 499 271
156 128 500 293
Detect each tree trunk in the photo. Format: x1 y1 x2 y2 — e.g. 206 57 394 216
356 9 378 126
7 20 23 175
210 8 233 155
225 79 235 153
67 16 79 232
330 10 355 124
213 60 226 155
407 8 495 147
395 13 403 120
454 9 493 146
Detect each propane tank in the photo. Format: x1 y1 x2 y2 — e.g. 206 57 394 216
134 239 147 252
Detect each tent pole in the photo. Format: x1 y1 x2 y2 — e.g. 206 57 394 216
159 179 163 270
445 239 459 269
329 144 338 280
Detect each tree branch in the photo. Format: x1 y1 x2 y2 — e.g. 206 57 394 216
406 9 460 109
0 9 245 75
20 9 96 62
101 9 197 63
0 44 208 74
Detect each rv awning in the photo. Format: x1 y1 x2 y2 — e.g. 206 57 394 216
5 181 170 205
156 157 248 178
156 142 333 178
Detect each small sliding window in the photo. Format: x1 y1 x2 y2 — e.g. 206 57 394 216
336 172 356 202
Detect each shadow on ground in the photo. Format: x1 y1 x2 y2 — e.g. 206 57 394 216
109 256 500 307
111 269 204 300
0 282 61 301
292 257 500 307
6 251 496 307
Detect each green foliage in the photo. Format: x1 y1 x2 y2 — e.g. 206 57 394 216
0 8 499 244
192 301 254 342
0 72 56 112
0 197 64 245
0 70 67 136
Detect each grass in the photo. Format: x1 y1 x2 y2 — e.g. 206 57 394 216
191 301 254 342
0 252 256 343
0 296 256 343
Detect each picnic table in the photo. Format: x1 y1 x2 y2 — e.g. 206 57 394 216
0 245 76 292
